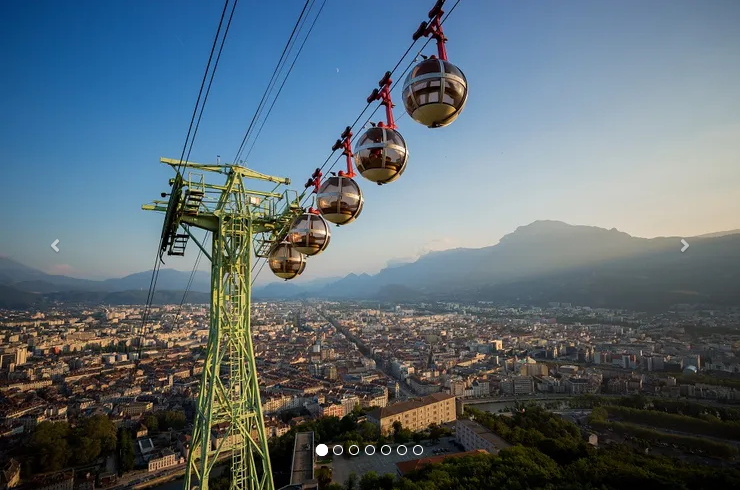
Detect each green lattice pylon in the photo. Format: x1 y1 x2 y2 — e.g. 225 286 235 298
143 157 305 490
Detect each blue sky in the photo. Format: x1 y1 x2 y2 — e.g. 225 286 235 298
1 0 739 285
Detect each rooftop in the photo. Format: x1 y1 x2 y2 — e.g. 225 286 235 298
368 392 455 420
456 419 512 450
396 449 488 475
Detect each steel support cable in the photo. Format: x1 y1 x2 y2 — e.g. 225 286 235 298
136 0 234 363
247 0 324 287
183 0 240 168
180 1 315 294
317 39 427 181
304 9 433 181
232 0 313 164
143 0 237 333
167 0 241 322
243 0 329 162
161 0 240 331
242 0 324 285
176 0 232 175
240 0 318 162
251 40 416 286
311 0 462 187
173 230 208 328
296 52 418 209
252 256 269 287
252 0 463 286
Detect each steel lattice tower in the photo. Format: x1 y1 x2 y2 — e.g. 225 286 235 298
143 157 304 490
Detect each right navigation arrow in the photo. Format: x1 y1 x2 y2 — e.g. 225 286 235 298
680 239 689 253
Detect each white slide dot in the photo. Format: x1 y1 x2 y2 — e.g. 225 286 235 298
315 444 328 457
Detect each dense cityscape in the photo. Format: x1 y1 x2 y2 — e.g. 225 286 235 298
3 0 739 489
2 300 740 489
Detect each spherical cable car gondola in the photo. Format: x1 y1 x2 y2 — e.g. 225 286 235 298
316 175 364 225
288 211 331 256
355 72 409 185
306 128 365 226
268 241 306 280
403 1 468 128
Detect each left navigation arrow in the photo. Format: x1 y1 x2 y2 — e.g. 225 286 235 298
51 239 60 253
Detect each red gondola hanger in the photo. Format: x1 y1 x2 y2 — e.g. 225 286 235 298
419 0 449 61
305 168 323 194
404 0 468 128
355 71 409 185
367 71 397 130
313 126 364 226
333 126 356 179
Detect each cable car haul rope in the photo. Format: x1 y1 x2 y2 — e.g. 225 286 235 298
268 0 468 281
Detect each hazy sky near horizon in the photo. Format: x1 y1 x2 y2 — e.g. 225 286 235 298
1 0 739 285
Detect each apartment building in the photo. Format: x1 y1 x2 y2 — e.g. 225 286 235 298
119 401 153 417
32 471 74 490
319 403 344 418
367 393 456 435
147 448 177 472
456 419 511 454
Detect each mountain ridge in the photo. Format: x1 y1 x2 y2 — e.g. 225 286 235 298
255 221 740 309
2 221 740 310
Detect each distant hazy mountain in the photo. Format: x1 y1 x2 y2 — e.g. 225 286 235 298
252 275 344 299
320 273 374 298
259 220 740 310
2 221 739 310
0 256 100 291
0 257 210 293
694 229 740 238
0 257 211 309
44 289 211 306
101 269 211 293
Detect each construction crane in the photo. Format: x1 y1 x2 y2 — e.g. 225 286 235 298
143 158 306 490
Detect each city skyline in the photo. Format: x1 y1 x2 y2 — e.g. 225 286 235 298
1 0 739 283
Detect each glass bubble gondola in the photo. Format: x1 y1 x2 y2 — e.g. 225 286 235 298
288 212 331 256
355 69 409 185
355 126 408 185
316 176 364 225
268 242 306 280
402 58 468 128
